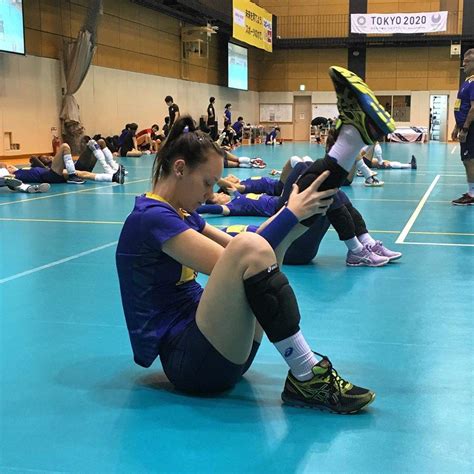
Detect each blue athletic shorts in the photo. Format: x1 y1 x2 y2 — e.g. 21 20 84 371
160 319 260 393
460 124 474 161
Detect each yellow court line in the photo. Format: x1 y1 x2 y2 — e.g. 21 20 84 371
0 178 149 207
0 217 122 225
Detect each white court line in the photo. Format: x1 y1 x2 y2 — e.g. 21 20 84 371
399 241 474 247
0 241 117 285
396 174 441 244
451 146 458 154
0 178 149 207
0 217 122 225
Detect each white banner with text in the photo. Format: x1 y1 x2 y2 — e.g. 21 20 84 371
351 11 448 34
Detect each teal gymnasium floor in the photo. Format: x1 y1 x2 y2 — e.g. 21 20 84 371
0 141 472 473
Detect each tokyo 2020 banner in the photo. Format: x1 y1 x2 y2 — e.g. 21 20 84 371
351 11 448 34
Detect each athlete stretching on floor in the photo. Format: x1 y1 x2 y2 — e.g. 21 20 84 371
115 67 395 412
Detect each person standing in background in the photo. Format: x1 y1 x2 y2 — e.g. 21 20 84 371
207 97 217 140
165 96 180 129
451 48 474 206
224 103 232 125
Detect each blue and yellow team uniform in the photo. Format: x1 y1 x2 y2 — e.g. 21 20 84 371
454 75 474 160
227 192 279 217
240 176 283 196
14 167 66 183
116 193 205 367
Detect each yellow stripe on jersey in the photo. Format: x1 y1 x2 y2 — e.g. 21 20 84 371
250 176 263 180
245 193 263 201
226 224 249 234
145 192 185 219
454 99 461 111
177 266 198 286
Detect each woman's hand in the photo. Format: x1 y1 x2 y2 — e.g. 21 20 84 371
286 170 337 221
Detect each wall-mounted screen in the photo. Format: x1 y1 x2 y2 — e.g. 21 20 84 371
228 42 248 91
0 0 25 55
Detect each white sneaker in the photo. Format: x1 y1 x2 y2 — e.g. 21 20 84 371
27 183 51 193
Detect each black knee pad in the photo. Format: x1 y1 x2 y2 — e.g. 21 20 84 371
296 155 349 193
296 156 349 227
243 266 300 343
346 203 368 237
327 205 356 241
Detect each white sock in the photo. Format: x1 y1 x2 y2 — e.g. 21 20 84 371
88 141 114 174
94 173 112 182
345 237 364 253
63 153 76 175
0 168 10 178
468 182 474 197
358 233 376 247
274 330 318 381
18 183 30 192
373 143 383 165
356 159 373 179
290 155 303 168
238 157 251 164
327 125 367 172
389 161 410 169
102 147 119 172
302 156 314 163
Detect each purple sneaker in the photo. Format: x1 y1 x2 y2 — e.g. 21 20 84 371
346 245 389 267
369 241 402 261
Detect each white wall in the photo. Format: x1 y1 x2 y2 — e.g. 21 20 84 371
0 54 62 156
0 54 259 156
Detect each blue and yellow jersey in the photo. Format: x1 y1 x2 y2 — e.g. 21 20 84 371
116 194 205 367
240 176 283 196
454 75 474 126
227 192 279 217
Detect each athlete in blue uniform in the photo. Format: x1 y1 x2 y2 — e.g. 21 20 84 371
197 191 278 217
451 48 474 205
218 175 283 196
116 66 392 412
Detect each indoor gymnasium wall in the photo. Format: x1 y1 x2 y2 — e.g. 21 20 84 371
0 0 260 156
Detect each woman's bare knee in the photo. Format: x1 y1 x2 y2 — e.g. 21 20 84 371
227 233 275 278
97 139 106 148
60 144 71 153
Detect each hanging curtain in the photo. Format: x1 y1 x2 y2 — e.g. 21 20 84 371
60 0 102 152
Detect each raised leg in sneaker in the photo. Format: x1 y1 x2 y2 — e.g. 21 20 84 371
282 354 375 414
346 245 389 267
410 155 417 169
369 240 402 261
329 66 396 145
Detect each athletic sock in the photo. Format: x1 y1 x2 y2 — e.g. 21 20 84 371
89 144 113 174
389 161 410 169
18 183 30 192
358 232 376 247
345 237 364 253
290 156 303 168
274 330 318 381
356 159 373 179
63 153 76 175
327 125 367 172
0 168 9 178
101 147 119 172
94 173 112 182
468 182 474 197
302 156 313 163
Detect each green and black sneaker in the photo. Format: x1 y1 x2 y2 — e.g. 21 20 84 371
328 66 396 145
281 354 375 414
